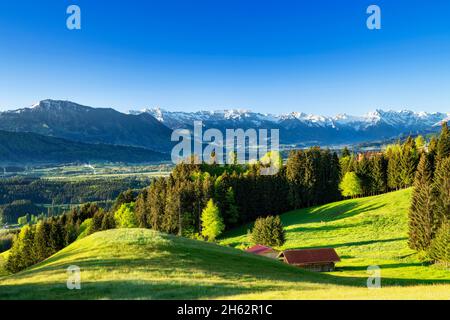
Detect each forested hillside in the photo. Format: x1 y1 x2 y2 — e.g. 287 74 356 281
0 130 169 164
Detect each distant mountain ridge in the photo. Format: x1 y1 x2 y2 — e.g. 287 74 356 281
132 107 450 145
0 100 172 152
0 100 448 151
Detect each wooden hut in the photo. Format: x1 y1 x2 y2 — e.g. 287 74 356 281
278 248 340 272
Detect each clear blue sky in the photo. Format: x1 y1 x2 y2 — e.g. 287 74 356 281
1 0 450 115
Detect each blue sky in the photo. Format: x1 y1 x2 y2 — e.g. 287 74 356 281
1 0 450 115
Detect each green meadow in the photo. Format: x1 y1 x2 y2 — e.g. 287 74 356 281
0 189 448 299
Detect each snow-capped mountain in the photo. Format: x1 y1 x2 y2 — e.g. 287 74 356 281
130 107 449 146
0 100 448 151
0 100 173 152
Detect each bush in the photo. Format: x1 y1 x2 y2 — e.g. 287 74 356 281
251 215 285 247
114 203 137 228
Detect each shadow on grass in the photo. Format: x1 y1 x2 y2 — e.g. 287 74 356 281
2 234 448 300
296 237 408 250
338 262 431 272
0 279 288 300
287 221 372 234
284 202 386 225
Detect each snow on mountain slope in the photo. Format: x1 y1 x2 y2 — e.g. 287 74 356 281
131 107 448 131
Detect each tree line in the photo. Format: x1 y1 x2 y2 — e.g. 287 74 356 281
5 203 116 273
132 148 341 239
339 135 425 198
0 176 151 205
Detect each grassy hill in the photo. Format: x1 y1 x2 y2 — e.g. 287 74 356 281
221 189 450 286
0 189 448 300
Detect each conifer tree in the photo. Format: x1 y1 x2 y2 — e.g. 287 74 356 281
34 221 52 261
355 155 373 196
251 215 285 247
342 147 351 158
135 189 150 228
428 221 449 266
408 153 437 251
149 178 167 231
433 156 450 227
223 187 239 226
387 143 403 190
437 122 450 161
400 137 419 188
101 211 116 230
371 154 388 194
428 136 438 157
286 150 305 209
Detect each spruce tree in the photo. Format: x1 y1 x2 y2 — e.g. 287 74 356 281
135 189 150 228
428 221 449 266
224 187 239 226
437 122 450 161
34 221 52 261
286 150 305 209
371 154 387 194
408 153 437 251
433 156 450 227
355 155 373 196
251 215 285 247
400 137 419 188
387 144 403 190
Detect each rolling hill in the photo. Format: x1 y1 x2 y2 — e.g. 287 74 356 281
0 130 169 164
0 189 448 299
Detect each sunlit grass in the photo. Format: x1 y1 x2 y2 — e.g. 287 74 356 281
0 189 448 300
221 189 450 285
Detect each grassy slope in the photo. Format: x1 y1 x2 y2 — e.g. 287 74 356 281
221 189 450 289
0 190 448 300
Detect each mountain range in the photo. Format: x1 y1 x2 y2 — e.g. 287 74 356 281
132 106 450 146
0 100 172 153
0 99 449 165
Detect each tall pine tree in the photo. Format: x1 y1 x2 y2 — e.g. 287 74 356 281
437 122 450 161
408 153 437 251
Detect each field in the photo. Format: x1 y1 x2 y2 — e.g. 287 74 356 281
0 189 448 300
1 163 172 180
